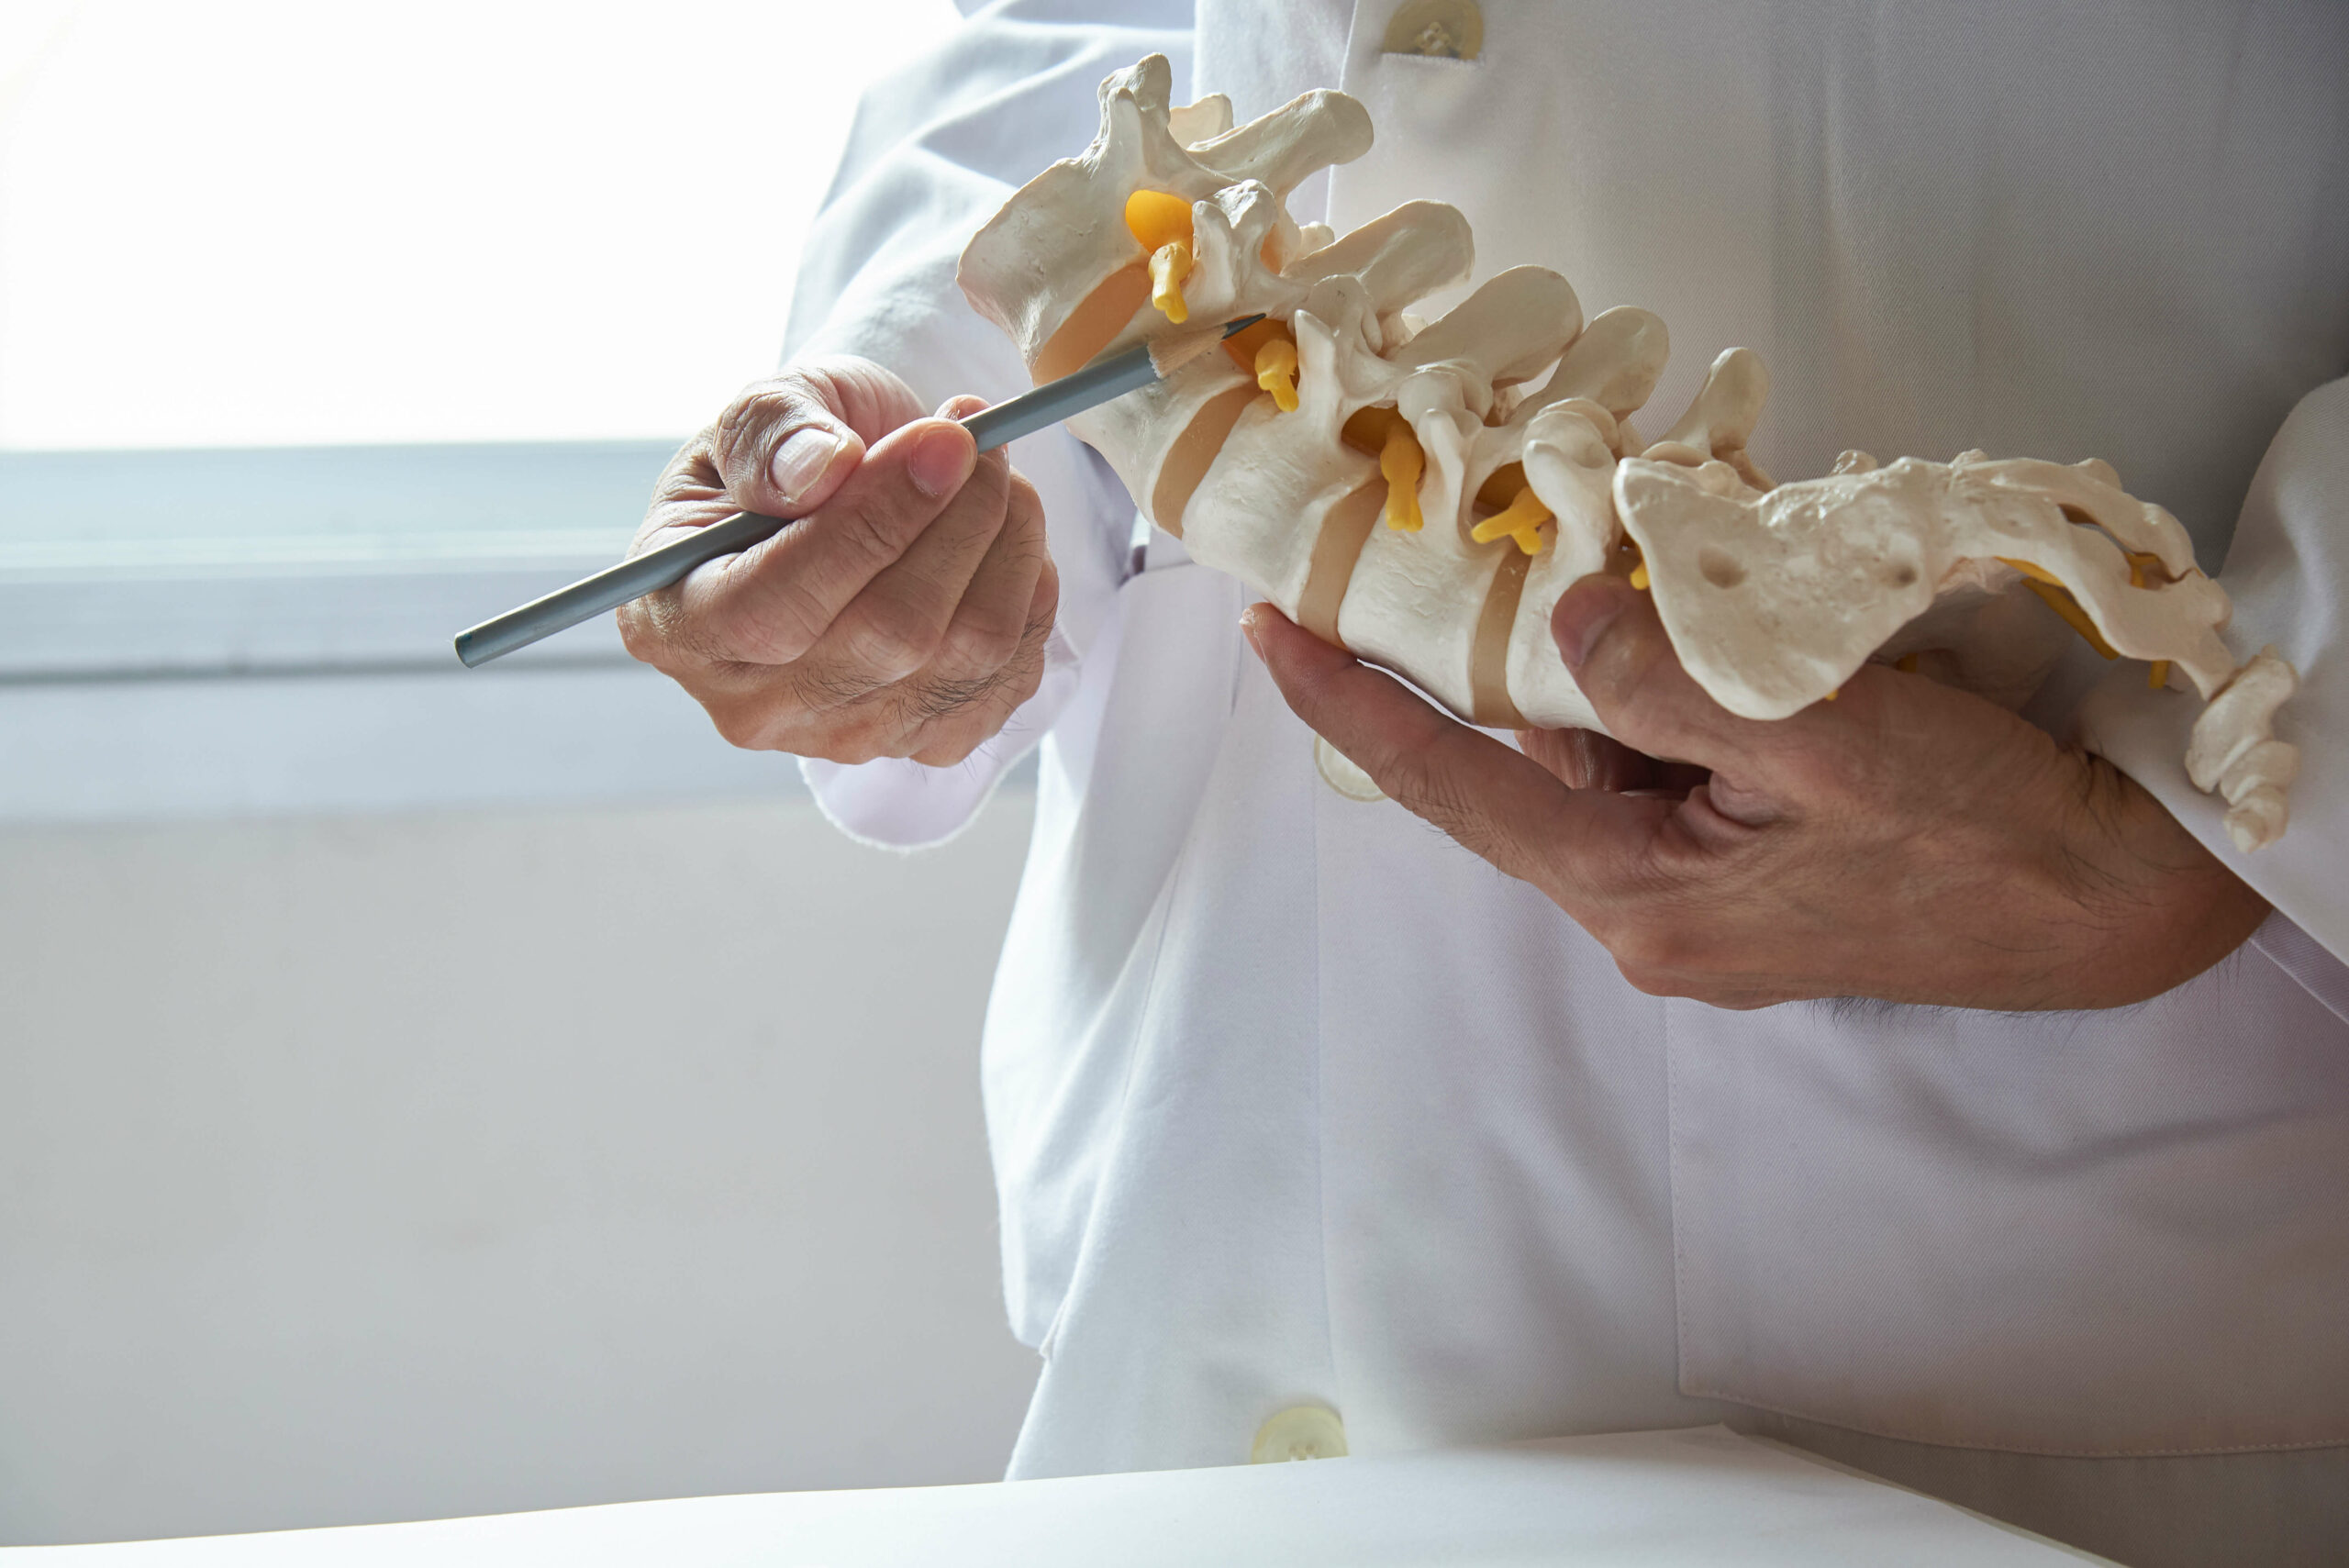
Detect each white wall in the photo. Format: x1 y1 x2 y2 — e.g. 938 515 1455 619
0 792 1041 1546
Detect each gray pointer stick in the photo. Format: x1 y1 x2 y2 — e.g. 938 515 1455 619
452 315 1264 668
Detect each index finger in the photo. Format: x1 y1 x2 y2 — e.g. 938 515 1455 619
670 415 983 667
1243 605 1669 900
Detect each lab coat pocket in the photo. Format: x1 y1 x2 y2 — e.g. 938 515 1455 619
1664 971 2349 1456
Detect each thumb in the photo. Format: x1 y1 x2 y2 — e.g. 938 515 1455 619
708 369 873 519
1551 573 1787 773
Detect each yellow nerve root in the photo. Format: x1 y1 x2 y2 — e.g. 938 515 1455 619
1148 242 1193 323
2018 577 2120 659
1124 189 1191 248
1469 485 1552 555
2001 553 2173 672
2127 554 2178 689
1629 562 1650 591
1254 337 1299 411
1380 422 1424 531
1124 190 1197 324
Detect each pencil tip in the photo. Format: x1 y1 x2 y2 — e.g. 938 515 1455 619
1220 313 1267 338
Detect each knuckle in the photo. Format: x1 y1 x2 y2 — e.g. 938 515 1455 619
838 595 944 680
1028 558 1063 630
692 535 871 668
1006 471 1043 524
1376 748 1447 815
780 655 881 717
615 601 662 664
824 728 893 766
643 439 720 527
801 734 877 765
711 684 898 762
622 589 723 669
713 583 827 667
965 447 1015 508
936 604 1025 676
901 627 1052 763
897 670 996 728
705 696 779 752
909 722 987 768
801 696 903 763
1004 657 1045 710
977 630 1048 718
826 494 922 572
685 585 776 665
1388 757 1516 865
1615 962 1681 999
714 375 818 450
1603 914 1692 975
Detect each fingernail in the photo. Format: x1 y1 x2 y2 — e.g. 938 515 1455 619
1239 605 1266 660
908 423 975 499
771 428 845 501
1553 578 1631 669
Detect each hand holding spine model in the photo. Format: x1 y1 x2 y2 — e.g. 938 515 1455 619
957 56 2299 851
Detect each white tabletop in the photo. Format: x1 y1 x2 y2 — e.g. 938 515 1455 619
6 1426 2107 1565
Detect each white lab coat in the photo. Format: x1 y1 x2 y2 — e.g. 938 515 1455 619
784 4 2349 1562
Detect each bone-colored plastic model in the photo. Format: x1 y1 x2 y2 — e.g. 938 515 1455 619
956 55 2300 851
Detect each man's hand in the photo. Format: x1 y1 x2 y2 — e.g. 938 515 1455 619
1246 578 2268 1010
619 357 1058 766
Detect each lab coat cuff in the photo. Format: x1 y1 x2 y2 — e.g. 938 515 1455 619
2077 376 2349 964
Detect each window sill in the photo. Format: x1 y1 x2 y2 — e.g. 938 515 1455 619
2 442 806 821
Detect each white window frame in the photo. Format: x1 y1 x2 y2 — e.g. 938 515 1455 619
1 442 800 821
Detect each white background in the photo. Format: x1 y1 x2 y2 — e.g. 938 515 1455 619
0 0 955 450
0 1 1056 1548
1 796 1042 1545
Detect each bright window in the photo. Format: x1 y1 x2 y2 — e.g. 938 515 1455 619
0 0 961 450
0 0 966 820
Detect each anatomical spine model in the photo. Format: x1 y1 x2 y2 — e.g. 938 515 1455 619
956 56 2299 850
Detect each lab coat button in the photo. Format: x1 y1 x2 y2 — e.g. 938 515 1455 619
1252 1405 1349 1462
1315 736 1386 802
1382 0 1483 61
